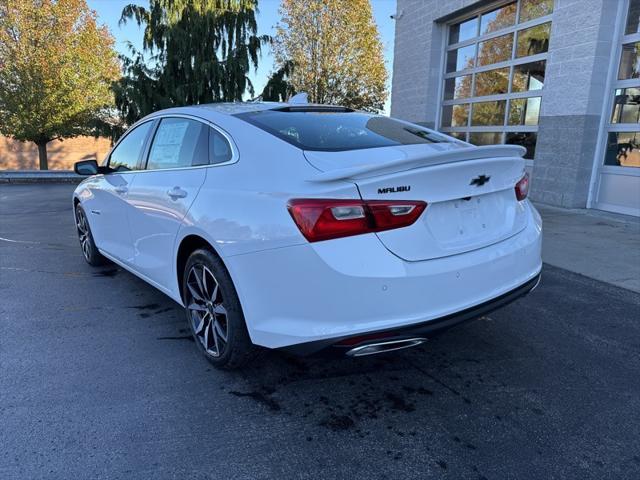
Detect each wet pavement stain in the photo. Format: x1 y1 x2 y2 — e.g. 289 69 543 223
229 390 281 412
319 414 356 431
92 268 119 277
130 303 162 310
157 335 194 342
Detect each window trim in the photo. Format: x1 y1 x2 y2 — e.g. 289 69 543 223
105 113 239 175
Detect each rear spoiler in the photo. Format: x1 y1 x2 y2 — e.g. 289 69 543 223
307 144 526 182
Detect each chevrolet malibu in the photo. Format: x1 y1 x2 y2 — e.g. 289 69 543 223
72 101 542 369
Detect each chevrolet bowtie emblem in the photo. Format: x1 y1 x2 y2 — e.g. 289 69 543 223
470 174 491 187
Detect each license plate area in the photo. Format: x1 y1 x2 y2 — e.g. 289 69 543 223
425 191 514 249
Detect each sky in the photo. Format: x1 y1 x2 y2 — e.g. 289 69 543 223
86 0 397 113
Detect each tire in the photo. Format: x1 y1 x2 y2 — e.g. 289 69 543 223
75 204 107 266
182 248 257 369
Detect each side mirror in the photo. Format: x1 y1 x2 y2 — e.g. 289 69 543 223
74 159 99 176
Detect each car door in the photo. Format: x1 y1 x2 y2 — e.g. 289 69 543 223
126 116 217 290
87 120 154 265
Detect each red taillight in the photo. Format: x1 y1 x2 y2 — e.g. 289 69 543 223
287 198 427 242
515 173 529 201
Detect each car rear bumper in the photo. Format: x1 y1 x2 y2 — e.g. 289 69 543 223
281 271 541 356
225 203 542 350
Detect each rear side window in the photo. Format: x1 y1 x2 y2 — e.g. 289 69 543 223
109 121 153 171
209 128 233 164
236 109 452 151
146 118 208 170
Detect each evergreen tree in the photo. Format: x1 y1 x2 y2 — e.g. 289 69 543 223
115 0 268 127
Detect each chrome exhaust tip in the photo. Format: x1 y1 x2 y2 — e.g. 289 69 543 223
345 337 428 357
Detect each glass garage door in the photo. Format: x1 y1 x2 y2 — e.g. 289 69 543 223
440 0 554 167
592 0 640 216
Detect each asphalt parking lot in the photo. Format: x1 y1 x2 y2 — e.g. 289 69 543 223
1 184 639 479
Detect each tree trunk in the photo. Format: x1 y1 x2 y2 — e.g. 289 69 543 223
36 141 48 170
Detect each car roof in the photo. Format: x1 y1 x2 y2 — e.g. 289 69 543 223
194 102 289 115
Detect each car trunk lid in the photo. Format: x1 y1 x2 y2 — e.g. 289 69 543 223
304 144 528 261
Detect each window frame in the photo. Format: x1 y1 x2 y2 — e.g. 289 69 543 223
106 114 239 175
438 0 553 160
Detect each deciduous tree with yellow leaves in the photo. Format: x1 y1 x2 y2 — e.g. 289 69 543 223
271 0 387 112
0 0 119 170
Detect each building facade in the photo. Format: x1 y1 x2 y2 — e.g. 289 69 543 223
0 135 112 171
391 0 640 216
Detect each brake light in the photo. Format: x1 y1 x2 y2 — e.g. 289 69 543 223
287 199 427 242
515 173 529 201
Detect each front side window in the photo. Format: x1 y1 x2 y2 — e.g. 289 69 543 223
237 109 453 152
146 118 208 170
108 121 153 172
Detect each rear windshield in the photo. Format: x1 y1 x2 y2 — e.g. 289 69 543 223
235 109 453 151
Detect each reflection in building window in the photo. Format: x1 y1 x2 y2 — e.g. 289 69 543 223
441 104 470 127
447 44 476 72
474 67 509 96
441 0 553 161
512 60 545 92
478 33 513 66
516 23 550 58
611 88 640 124
447 132 468 141
471 100 507 126
506 132 537 159
480 3 516 35
449 17 478 44
469 132 503 146
605 132 640 167
519 0 553 23
625 0 640 35
618 42 640 80
444 75 472 100
508 97 541 126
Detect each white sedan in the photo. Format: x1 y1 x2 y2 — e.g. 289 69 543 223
72 101 542 369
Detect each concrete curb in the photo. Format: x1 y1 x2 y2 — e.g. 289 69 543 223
0 170 82 184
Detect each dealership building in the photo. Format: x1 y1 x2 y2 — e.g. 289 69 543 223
391 0 640 216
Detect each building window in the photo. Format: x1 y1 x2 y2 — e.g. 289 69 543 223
604 0 640 169
440 0 553 159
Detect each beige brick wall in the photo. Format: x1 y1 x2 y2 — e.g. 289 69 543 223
0 135 112 170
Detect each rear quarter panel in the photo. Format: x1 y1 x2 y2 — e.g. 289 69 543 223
180 116 361 258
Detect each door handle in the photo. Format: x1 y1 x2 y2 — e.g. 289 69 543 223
167 187 188 200
114 186 128 195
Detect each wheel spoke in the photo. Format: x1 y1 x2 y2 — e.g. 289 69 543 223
187 280 205 302
194 314 206 335
213 303 226 315
193 266 206 299
210 283 219 303
188 301 206 312
213 320 227 342
203 322 212 351
201 267 209 298
212 324 220 355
